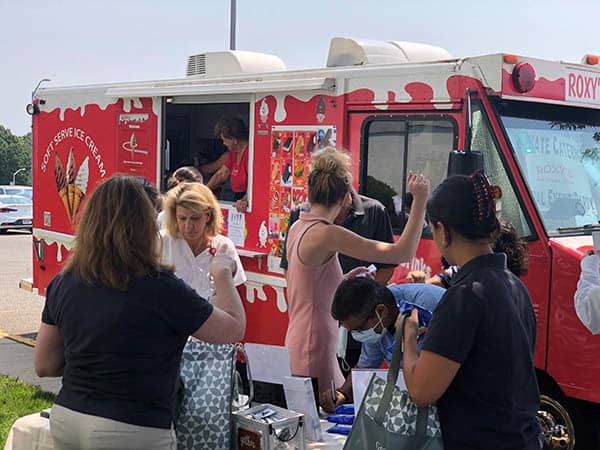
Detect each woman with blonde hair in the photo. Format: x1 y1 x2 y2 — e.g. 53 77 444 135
157 166 204 229
34 175 245 450
285 147 429 403
161 182 246 300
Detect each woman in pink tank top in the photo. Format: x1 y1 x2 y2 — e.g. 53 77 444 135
284 148 430 403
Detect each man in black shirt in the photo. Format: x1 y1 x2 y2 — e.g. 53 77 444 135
280 189 396 370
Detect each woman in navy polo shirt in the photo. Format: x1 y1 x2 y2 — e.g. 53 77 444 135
401 172 542 450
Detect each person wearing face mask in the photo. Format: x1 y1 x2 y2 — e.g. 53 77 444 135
320 276 444 412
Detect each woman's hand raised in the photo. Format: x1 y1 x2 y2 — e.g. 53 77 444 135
407 172 430 205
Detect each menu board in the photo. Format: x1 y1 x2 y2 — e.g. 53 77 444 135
116 111 155 180
267 126 336 264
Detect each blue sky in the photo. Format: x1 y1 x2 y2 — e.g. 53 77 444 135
1 0 599 136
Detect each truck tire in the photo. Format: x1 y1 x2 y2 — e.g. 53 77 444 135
538 394 575 450
567 399 599 450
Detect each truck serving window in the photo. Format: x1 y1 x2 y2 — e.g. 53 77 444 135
496 100 600 236
361 118 455 232
164 102 250 205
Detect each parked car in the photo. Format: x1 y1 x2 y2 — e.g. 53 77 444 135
0 185 32 200
0 195 32 233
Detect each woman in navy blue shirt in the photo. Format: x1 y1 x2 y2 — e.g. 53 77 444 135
402 172 541 450
34 175 246 450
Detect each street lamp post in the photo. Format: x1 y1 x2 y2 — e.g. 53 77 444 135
230 0 236 50
12 168 27 186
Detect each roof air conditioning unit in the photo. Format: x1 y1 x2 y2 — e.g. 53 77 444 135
326 37 452 67
186 50 286 77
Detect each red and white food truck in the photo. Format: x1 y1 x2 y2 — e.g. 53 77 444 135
25 37 600 448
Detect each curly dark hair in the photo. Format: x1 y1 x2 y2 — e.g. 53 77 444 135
166 166 203 191
214 117 248 140
493 219 528 277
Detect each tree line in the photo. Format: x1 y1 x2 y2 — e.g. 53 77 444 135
0 125 32 185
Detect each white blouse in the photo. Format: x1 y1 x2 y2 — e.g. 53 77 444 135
160 232 247 301
574 254 600 335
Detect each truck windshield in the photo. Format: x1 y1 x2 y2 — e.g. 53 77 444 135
496 100 600 236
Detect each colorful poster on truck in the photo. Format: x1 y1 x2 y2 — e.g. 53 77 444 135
267 126 336 269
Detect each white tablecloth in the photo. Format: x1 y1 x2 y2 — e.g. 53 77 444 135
308 420 347 449
4 413 53 450
4 413 346 450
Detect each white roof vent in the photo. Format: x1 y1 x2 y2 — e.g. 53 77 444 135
186 50 286 77
326 37 452 67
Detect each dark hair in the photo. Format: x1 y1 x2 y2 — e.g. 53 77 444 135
214 117 248 140
64 175 170 290
307 147 352 207
426 173 500 242
493 219 528 276
166 166 203 191
134 176 161 211
331 277 395 322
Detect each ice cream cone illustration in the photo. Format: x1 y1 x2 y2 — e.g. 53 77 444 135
54 151 71 221
316 96 326 123
72 156 89 221
294 134 305 156
69 185 83 221
66 147 77 221
259 99 269 123
126 132 137 159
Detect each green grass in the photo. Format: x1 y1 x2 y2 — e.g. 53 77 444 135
0 374 55 446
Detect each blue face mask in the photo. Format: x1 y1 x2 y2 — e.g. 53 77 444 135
351 310 384 344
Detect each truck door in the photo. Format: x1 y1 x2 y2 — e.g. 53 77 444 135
469 100 550 372
347 112 459 280
347 106 549 372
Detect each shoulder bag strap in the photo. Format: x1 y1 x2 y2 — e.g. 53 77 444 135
373 314 431 436
232 344 253 408
374 314 406 424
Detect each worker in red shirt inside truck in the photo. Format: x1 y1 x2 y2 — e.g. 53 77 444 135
206 117 249 213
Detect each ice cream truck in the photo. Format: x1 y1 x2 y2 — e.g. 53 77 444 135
25 37 600 448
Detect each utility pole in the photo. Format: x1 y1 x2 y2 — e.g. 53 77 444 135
230 0 236 50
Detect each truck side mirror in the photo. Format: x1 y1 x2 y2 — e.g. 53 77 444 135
447 150 484 177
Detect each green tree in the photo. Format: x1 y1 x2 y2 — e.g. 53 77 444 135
0 125 32 185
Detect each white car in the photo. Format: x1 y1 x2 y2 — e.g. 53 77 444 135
0 185 32 200
0 195 32 233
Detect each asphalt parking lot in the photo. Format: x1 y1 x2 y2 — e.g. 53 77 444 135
0 230 43 337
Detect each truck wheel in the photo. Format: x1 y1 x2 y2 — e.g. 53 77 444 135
538 394 575 450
